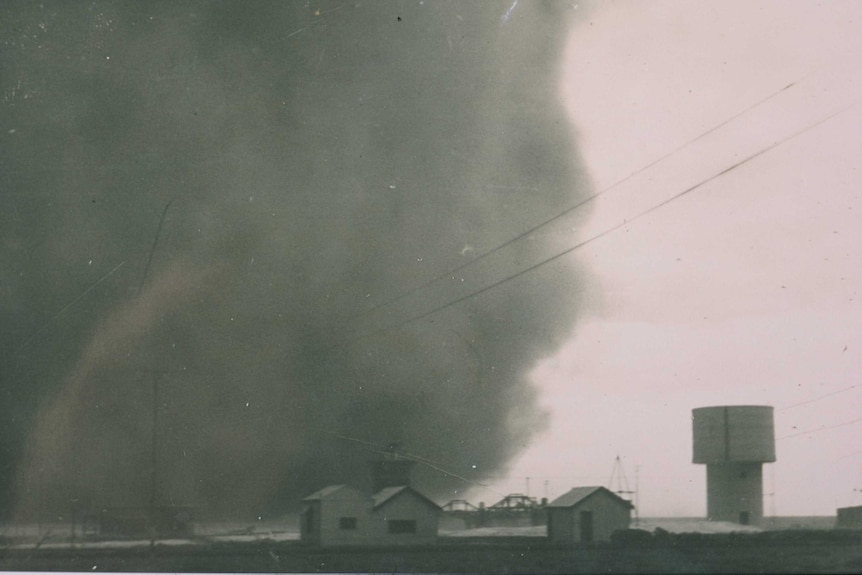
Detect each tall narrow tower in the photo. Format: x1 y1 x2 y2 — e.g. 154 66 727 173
368 443 416 493
692 405 775 525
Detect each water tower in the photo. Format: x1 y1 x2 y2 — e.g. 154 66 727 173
692 405 775 525
368 443 416 492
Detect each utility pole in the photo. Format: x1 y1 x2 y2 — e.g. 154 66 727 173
634 465 640 527
38 468 43 538
137 200 174 551
137 368 170 550
150 371 160 550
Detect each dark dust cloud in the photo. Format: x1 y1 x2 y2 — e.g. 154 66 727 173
0 1 592 520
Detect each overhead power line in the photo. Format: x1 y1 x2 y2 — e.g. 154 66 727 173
778 385 860 412
324 430 502 495
16 260 127 355
778 415 862 440
338 100 857 350
346 76 806 328
16 199 174 356
836 449 862 461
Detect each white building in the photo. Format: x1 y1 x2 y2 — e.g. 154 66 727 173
547 486 633 544
300 483 440 546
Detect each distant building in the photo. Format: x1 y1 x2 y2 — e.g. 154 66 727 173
441 494 547 529
546 486 633 544
837 505 862 529
486 494 547 527
440 499 478 530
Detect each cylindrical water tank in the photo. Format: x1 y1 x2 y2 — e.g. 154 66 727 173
692 405 775 464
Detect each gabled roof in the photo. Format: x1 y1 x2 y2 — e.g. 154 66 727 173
371 485 441 511
548 486 633 509
372 486 407 508
303 484 348 501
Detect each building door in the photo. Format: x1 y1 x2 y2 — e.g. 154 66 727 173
303 507 314 535
579 511 594 543
739 511 749 525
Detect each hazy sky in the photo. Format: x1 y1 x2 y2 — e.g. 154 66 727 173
477 0 862 517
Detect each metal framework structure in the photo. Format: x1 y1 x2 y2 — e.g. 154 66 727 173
489 494 538 509
441 499 478 512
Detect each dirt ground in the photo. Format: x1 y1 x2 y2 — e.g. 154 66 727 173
2 531 861 573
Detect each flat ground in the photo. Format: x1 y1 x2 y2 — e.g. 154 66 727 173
1 519 858 573
2 535 862 573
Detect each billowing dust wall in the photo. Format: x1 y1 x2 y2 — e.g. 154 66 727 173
692 406 776 525
0 2 592 521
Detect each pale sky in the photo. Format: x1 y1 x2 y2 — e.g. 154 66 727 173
476 0 862 517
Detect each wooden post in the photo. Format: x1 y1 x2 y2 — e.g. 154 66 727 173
149 371 162 551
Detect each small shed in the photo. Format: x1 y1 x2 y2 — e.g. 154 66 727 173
300 484 371 546
370 486 441 545
547 486 633 544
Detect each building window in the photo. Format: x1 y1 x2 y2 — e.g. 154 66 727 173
339 517 357 530
387 519 417 534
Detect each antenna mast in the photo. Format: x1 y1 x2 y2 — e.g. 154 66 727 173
608 455 638 525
